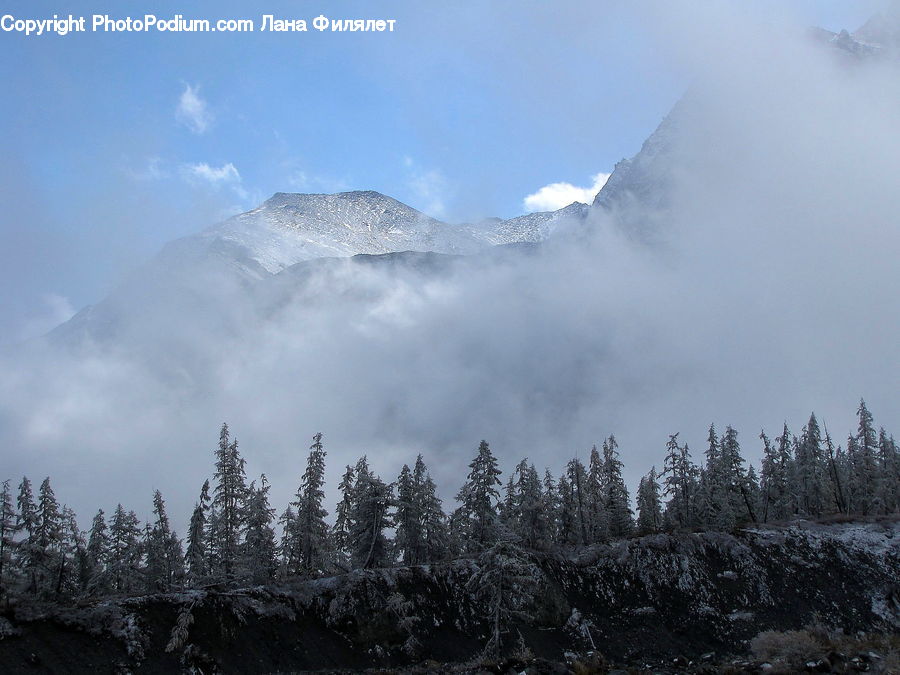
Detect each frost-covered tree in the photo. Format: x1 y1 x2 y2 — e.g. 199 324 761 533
877 428 899 514
823 425 848 515
541 469 559 545
851 400 879 515
697 425 734 531
348 462 393 569
394 463 423 565
34 477 64 596
795 414 828 517
108 505 142 594
211 423 248 579
759 428 792 522
185 480 210 584
417 461 449 562
661 434 697 531
720 426 756 524
330 464 355 566
145 490 184 592
555 473 576 546
636 467 662 535
86 508 110 594
242 475 277 583
602 436 633 537
563 458 589 546
59 506 88 597
291 433 330 577
453 441 503 553
586 445 608 543
503 459 549 550
467 539 541 661
0 480 17 598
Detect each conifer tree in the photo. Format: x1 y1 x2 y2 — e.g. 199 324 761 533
394 463 423 564
541 469 559 545
467 539 541 661
636 467 662 535
852 400 879 515
330 464 355 565
108 505 142 594
661 434 697 530
0 480 16 598
243 475 277 583
348 462 393 569
453 441 503 553
877 429 899 513
278 506 300 576
185 480 210 584
417 461 449 562
145 490 183 592
602 436 634 537
586 445 608 543
59 506 88 597
211 423 248 579
292 433 330 577
564 458 590 546
86 508 110 594
503 459 548 550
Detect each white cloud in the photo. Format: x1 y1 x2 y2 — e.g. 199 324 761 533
176 83 212 134
128 156 169 181
17 293 75 341
183 162 241 185
403 157 449 218
523 172 611 212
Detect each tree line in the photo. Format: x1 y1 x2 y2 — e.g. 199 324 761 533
0 399 896 602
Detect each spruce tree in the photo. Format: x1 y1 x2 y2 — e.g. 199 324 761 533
292 433 330 577
636 467 662 535
453 441 503 553
602 436 634 537
348 462 393 569
211 423 248 579
86 508 110 594
394 463 423 564
242 475 277 583
108 505 142 594
145 490 183 592
564 458 589 546
330 464 355 566
0 480 16 598
185 480 210 584
418 464 449 562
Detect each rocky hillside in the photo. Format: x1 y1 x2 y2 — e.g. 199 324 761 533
1 521 897 673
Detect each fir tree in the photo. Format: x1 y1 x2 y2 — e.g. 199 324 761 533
394 463 423 564
184 480 210 584
211 423 248 579
0 480 16 598
453 441 503 553
330 464 355 566
602 436 633 537
636 467 662 535
348 462 393 569
242 475 277 583
292 433 330 577
418 465 449 562
145 490 183 592
108 505 142 594
86 508 110 594
467 539 541 661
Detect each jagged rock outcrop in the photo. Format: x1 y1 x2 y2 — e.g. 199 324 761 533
1 521 896 673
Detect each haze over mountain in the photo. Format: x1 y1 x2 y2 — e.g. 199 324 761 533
1 6 898 530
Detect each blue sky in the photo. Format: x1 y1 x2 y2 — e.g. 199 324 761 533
0 0 881 340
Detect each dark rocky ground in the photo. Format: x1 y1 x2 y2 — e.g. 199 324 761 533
1 520 897 673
